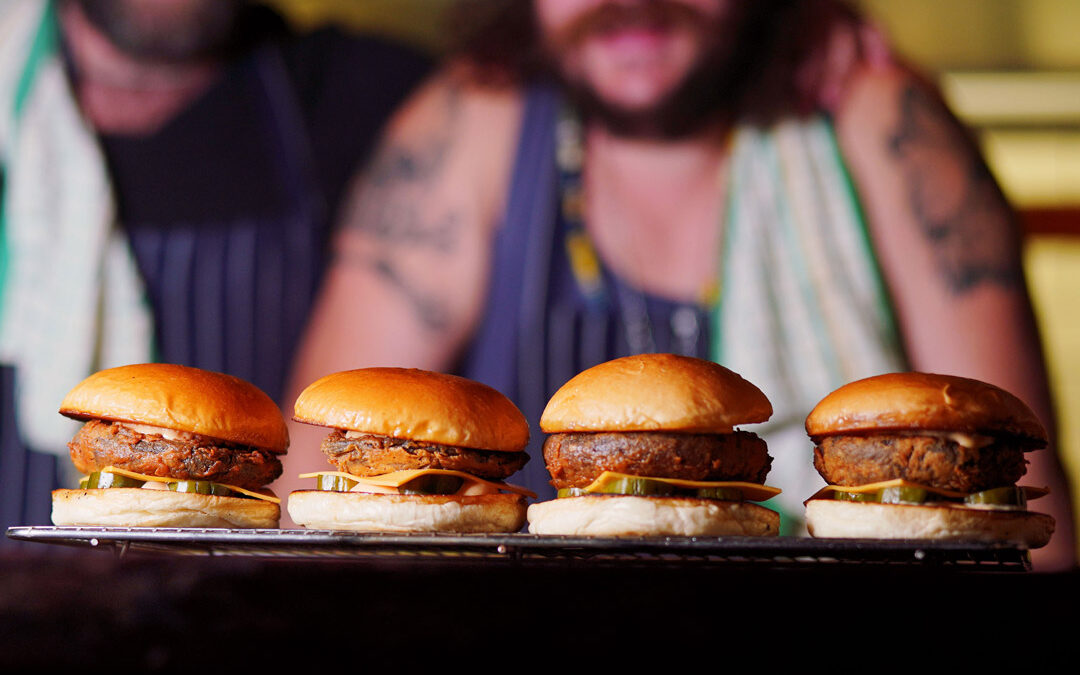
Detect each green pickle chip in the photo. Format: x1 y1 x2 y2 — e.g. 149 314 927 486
167 480 236 496
317 474 359 492
834 484 1027 508
878 486 929 505
83 471 145 489
833 490 878 503
965 486 1026 508
558 477 743 500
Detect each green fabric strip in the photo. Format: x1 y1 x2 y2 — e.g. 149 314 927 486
764 129 844 385
710 133 743 366
1 1 58 326
821 117 907 367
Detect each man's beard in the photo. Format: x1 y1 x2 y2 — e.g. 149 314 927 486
546 1 772 139
76 0 244 63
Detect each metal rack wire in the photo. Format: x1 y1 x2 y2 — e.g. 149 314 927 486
6 526 1033 570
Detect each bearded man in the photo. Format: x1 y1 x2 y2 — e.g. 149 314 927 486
283 0 1074 569
0 0 428 539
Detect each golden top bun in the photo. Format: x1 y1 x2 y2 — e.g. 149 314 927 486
293 368 529 453
805 372 1047 444
540 353 772 433
59 363 289 452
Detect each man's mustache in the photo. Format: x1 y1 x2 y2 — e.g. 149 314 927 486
548 1 708 50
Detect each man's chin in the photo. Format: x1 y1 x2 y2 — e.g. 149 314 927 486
563 79 728 140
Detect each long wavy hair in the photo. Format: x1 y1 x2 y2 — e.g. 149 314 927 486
448 0 863 127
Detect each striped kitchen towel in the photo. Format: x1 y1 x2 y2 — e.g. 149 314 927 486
714 115 908 521
0 0 153 456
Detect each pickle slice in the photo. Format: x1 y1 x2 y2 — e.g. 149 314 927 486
833 490 878 503
834 486 930 504
317 474 359 492
965 486 1027 508
878 486 929 505
167 480 236 496
399 475 466 495
557 479 743 500
83 471 145 489
598 476 678 496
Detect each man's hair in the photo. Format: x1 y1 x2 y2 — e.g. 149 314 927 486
449 0 864 126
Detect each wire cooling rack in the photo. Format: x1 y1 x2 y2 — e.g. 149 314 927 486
6 526 1032 570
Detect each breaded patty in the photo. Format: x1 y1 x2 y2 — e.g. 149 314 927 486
320 430 528 480
542 430 771 490
69 420 282 490
812 434 1030 493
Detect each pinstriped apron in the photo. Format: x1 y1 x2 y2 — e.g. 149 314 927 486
458 87 906 533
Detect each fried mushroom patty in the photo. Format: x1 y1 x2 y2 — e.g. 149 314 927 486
320 431 529 480
69 420 282 490
543 430 771 490
813 434 1029 493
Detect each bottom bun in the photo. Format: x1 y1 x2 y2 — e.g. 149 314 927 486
805 499 1055 548
287 491 527 533
526 496 779 537
51 488 280 528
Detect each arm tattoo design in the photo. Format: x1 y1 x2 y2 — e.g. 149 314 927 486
888 85 1024 294
340 84 464 331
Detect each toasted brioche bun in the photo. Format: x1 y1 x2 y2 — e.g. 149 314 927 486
805 372 1046 444
51 488 280 528
293 368 528 452
805 499 1054 548
287 491 526 532
540 354 772 433
59 363 289 452
526 496 779 537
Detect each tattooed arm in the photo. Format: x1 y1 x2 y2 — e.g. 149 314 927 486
836 66 1076 570
274 69 523 514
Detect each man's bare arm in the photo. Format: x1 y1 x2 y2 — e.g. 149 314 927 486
837 66 1076 570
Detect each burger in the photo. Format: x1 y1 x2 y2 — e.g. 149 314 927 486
287 368 533 532
804 372 1055 547
527 353 781 536
53 363 287 528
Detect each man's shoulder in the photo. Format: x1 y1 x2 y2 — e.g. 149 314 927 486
383 63 526 154
833 64 943 142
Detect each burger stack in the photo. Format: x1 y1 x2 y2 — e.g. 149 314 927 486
52 363 287 528
526 353 782 536
803 372 1055 547
287 367 534 533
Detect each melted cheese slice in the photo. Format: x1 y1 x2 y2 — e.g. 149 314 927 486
580 471 781 502
298 469 537 498
807 478 1049 502
94 466 281 504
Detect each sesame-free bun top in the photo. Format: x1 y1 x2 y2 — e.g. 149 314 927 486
59 364 289 452
540 354 772 433
805 372 1047 444
293 368 529 453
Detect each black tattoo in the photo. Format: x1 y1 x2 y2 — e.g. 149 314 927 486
339 83 463 331
346 83 462 254
336 251 451 333
888 85 1023 294
370 258 451 332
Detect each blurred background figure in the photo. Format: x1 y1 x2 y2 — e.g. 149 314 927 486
0 0 427 540
284 0 1077 569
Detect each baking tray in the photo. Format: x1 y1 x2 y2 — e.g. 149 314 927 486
6 526 1032 570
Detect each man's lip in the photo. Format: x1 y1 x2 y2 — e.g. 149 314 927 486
587 25 673 55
